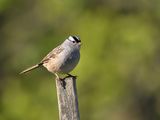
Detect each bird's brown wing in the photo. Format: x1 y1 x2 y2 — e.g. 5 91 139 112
41 45 64 63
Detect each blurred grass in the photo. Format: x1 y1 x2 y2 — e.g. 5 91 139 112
0 0 160 120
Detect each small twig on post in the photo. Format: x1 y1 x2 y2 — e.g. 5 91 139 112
56 76 80 120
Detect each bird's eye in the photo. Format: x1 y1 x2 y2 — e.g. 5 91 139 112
72 41 76 43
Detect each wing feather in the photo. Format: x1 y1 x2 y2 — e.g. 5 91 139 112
41 45 64 63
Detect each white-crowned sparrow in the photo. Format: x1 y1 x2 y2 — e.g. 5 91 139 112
20 36 81 79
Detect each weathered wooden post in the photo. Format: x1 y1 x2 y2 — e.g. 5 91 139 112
55 76 80 120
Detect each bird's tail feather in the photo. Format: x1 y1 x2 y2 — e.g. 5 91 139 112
20 63 43 74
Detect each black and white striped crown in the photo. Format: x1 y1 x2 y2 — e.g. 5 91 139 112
68 35 81 43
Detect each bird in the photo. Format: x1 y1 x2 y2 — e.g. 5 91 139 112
20 35 81 80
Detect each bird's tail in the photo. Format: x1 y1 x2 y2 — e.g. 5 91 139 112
20 63 43 74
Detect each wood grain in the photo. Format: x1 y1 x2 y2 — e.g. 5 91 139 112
56 76 80 120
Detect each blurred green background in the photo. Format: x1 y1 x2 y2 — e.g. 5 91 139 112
0 0 160 120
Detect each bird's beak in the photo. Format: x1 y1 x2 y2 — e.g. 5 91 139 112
78 42 82 46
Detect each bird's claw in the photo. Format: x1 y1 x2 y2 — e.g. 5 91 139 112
67 74 77 79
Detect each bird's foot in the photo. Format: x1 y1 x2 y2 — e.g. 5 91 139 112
66 73 77 79
56 77 64 80
55 73 64 80
55 74 66 89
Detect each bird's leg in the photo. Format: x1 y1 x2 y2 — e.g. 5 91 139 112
54 73 61 80
67 73 77 78
54 73 66 89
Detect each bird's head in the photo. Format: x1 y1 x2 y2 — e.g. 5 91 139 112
64 35 81 49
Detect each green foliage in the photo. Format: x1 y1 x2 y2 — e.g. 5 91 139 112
0 0 160 120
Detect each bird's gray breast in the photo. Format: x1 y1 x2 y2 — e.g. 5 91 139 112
59 49 80 73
